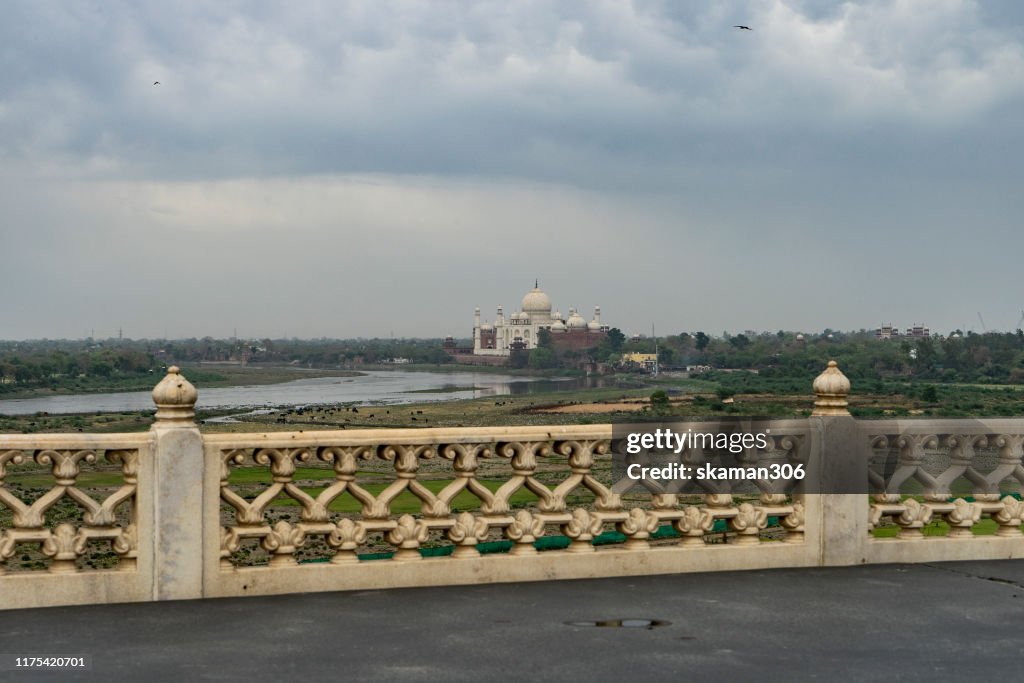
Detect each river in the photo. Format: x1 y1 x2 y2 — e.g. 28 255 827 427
0 370 611 416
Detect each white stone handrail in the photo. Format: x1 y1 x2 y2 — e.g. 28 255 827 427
2 361 1024 609
857 418 1024 542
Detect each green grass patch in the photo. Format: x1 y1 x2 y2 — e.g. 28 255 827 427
259 478 539 515
4 470 127 488
403 386 483 393
872 518 1010 538
227 466 340 485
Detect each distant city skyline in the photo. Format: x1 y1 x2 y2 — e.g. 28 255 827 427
3 1 1023 340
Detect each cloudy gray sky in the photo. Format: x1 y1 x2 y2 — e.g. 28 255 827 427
2 0 1023 340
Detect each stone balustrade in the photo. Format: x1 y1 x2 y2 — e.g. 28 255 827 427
2 363 1024 609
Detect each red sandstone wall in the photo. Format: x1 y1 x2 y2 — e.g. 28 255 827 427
551 330 605 351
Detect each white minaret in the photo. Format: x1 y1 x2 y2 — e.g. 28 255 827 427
496 306 505 352
473 307 481 353
594 305 601 326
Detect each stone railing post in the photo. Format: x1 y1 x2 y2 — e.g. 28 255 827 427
808 360 870 566
150 366 204 600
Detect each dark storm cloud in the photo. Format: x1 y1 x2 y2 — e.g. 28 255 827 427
4 0 1021 185
2 1 1023 339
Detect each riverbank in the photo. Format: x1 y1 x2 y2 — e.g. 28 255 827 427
199 385 658 433
5 363 1022 434
0 369 637 431
0 364 364 401
181 364 363 387
0 360 575 401
370 362 584 377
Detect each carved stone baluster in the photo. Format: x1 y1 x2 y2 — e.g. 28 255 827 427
387 514 428 561
317 445 377 521
112 523 138 571
554 439 620 511
221 448 285 526
260 521 306 566
438 443 497 514
872 491 901 506
505 510 544 555
616 508 658 550
943 498 981 539
894 499 932 540
0 450 25 573
327 519 367 563
989 435 1024 511
399 445 447 517
42 523 86 573
20 449 96 529
728 503 767 545
0 449 24 483
780 502 805 544
447 512 489 558
704 493 734 509
759 493 788 507
673 506 713 547
703 493 735 542
100 449 139 529
868 505 884 533
0 530 14 575
561 508 602 553
369 445 430 519
650 493 678 511
263 447 314 519
940 434 991 501
994 496 1024 537
220 527 241 570
896 435 942 502
493 441 558 512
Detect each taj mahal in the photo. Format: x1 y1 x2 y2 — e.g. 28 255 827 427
458 282 608 358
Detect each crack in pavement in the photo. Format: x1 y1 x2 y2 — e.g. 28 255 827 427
922 562 1024 591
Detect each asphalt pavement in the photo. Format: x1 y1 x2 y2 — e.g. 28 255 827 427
3 560 1024 682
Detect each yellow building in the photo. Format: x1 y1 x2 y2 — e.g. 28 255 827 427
621 353 658 371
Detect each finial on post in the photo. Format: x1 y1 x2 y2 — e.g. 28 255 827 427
812 360 850 416
152 366 198 425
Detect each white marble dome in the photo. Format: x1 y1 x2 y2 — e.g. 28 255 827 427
521 286 552 314
567 311 587 329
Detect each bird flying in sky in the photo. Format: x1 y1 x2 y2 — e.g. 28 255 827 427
153 81 161 85
733 25 752 30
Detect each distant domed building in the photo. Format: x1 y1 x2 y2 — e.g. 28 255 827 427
469 282 609 357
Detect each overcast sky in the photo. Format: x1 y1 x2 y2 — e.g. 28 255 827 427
2 0 1023 340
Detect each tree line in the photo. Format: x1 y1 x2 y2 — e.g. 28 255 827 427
514 328 1024 384
4 328 1024 390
